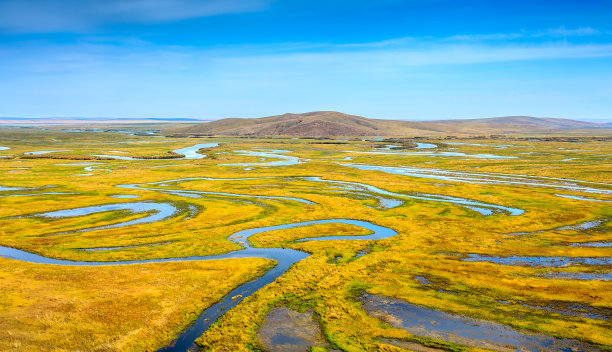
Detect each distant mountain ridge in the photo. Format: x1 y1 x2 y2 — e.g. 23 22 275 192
434 116 600 129
0 117 211 125
166 111 607 137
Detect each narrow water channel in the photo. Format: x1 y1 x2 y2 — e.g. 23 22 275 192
0 218 396 351
0 172 601 351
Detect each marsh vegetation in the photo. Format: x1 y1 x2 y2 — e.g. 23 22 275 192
0 128 610 352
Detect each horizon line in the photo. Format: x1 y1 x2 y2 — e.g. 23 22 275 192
0 114 611 124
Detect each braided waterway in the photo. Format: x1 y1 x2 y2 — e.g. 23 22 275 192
93 142 219 160
1 174 604 351
219 149 302 167
342 163 612 195
122 175 523 215
0 218 395 351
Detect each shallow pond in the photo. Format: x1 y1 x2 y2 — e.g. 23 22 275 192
257 307 328 352
462 253 612 267
538 272 612 281
502 299 612 320
361 293 601 352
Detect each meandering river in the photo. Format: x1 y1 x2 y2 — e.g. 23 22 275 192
0 217 395 351
0 167 605 351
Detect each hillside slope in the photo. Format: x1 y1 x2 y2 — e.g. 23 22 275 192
165 111 605 137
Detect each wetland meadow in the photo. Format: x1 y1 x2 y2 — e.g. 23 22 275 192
0 127 610 352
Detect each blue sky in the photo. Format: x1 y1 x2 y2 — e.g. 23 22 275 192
0 0 611 120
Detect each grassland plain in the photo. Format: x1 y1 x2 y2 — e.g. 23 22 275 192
0 127 610 351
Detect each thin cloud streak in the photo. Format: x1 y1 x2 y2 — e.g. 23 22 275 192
0 29 610 120
6 40 612 75
0 0 270 33
341 27 604 49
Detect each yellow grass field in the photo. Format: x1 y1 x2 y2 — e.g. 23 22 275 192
0 128 610 351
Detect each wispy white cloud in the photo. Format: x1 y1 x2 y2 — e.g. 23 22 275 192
1 28 610 119
0 0 270 33
536 26 599 37
5 36 612 78
203 43 612 80
339 27 604 49
443 33 527 42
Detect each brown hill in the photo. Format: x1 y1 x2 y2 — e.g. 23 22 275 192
433 116 600 129
165 111 606 137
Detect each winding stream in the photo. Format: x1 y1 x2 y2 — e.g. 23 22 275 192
555 194 612 203
0 218 396 352
122 176 522 215
219 149 302 167
298 176 522 215
1 192 77 197
37 202 179 235
119 178 315 205
0 173 528 350
342 163 612 195
0 185 27 191
505 218 607 235
0 170 603 351
445 142 514 148
415 143 437 149
93 143 220 160
172 143 219 159
347 149 515 159
24 150 71 155
54 162 113 175
375 143 438 150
